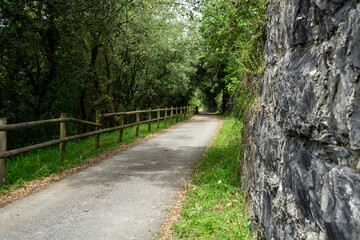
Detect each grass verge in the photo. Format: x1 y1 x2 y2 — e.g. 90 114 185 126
172 117 253 239
1 117 189 194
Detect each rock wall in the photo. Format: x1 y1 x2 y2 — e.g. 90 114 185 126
241 1 360 239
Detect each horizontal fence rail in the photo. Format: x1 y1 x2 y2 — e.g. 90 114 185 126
0 106 196 186
0 118 102 132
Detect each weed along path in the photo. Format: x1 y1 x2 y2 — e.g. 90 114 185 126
0 115 218 240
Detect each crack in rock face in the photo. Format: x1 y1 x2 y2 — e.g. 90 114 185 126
241 1 360 239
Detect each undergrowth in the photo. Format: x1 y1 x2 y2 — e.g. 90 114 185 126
173 117 253 239
1 117 187 194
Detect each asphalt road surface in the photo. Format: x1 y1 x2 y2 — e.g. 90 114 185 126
0 115 218 240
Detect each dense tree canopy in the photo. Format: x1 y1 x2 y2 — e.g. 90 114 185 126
0 0 267 148
0 0 199 117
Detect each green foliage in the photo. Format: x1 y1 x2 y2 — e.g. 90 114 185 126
188 0 267 113
200 0 267 76
0 117 186 193
188 89 205 108
173 117 253 239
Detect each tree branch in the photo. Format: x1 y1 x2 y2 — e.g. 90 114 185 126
116 9 144 28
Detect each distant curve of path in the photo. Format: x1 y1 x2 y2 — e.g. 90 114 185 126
0 115 218 240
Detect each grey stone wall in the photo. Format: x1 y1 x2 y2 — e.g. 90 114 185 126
241 1 360 239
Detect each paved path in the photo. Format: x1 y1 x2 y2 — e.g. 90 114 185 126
0 115 218 240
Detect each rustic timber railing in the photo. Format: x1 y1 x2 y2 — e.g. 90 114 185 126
0 106 196 186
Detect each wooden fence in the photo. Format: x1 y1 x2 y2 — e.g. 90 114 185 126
0 106 196 186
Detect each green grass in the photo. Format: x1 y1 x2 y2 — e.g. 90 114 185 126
173 117 253 239
1 116 188 194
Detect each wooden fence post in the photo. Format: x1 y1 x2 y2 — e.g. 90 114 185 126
148 108 151 132
119 115 124 142
136 110 140 137
157 110 160 128
171 107 173 124
165 108 168 126
176 107 178 122
95 110 101 149
0 118 7 186
59 113 66 161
